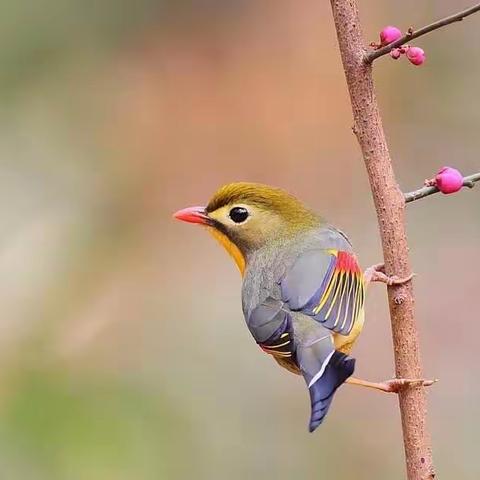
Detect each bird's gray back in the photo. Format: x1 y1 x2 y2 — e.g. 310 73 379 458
241 225 352 320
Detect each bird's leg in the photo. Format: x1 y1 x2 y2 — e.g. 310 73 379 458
364 263 415 287
346 376 437 393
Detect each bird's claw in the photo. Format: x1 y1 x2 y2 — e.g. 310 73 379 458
364 263 415 286
381 378 438 393
386 272 416 286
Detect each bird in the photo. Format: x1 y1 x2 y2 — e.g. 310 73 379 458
173 182 416 432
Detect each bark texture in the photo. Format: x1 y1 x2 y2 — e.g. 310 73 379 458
329 1 435 479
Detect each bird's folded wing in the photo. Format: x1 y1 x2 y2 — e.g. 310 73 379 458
280 249 365 336
247 297 290 344
247 298 297 367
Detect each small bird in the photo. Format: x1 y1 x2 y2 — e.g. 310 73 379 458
174 182 414 432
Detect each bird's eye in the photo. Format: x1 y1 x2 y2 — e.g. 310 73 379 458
229 206 249 223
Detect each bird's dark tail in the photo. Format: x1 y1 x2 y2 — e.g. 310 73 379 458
308 351 355 432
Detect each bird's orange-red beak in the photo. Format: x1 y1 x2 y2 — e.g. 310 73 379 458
173 206 210 225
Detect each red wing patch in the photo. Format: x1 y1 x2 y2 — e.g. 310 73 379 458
310 250 365 335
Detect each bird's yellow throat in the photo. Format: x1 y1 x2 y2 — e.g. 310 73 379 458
207 227 246 275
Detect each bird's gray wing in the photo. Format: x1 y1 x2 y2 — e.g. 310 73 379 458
280 249 365 336
247 298 295 360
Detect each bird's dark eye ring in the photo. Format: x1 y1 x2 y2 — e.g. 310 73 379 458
229 206 249 223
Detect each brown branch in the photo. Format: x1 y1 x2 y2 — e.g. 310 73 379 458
405 172 480 203
365 2 480 63
330 1 435 479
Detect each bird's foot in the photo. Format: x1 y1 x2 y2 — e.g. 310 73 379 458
347 376 438 393
378 378 438 393
364 263 415 287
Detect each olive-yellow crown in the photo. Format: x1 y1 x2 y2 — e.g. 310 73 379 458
207 182 319 227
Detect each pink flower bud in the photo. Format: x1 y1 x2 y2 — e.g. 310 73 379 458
380 26 402 45
390 48 402 60
406 46 426 66
435 167 464 194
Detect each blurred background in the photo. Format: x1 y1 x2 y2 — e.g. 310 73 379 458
0 0 479 478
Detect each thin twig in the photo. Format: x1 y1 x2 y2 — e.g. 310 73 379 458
405 172 480 203
330 1 435 478
365 2 480 63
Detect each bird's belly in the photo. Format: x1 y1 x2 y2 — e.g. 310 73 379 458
333 309 365 354
273 355 301 375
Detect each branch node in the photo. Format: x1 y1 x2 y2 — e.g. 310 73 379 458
394 294 406 305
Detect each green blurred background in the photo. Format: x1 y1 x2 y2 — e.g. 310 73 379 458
1 0 479 478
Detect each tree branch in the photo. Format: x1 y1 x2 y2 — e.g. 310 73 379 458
329 1 435 479
365 2 480 63
405 172 480 203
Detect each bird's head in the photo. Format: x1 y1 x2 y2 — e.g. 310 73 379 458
173 182 320 274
